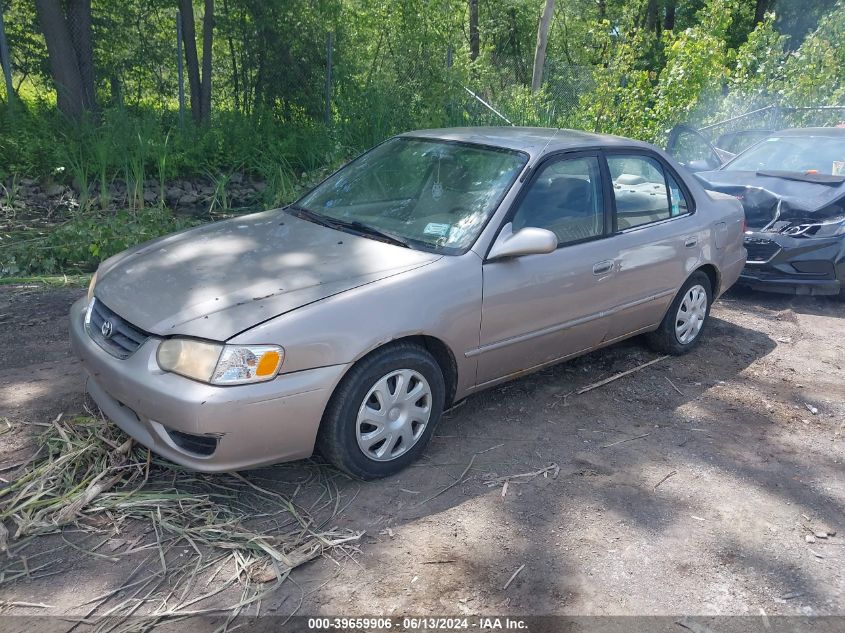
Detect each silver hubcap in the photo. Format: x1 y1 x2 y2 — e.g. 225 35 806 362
356 369 432 462
675 284 708 344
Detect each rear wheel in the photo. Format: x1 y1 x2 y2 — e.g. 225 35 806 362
646 272 712 355
316 342 445 480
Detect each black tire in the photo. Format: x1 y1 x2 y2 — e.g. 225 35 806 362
645 271 713 355
316 342 446 480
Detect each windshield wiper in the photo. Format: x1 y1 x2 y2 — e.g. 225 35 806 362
286 204 410 248
756 170 845 185
286 204 336 227
324 217 411 248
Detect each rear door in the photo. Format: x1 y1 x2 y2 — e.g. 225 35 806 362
475 152 618 386
599 152 702 341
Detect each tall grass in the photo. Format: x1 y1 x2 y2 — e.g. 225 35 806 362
0 93 453 276
0 101 349 207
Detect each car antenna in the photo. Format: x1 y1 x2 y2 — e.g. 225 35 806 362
521 127 560 182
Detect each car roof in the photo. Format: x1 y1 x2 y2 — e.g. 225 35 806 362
401 127 655 157
773 127 845 137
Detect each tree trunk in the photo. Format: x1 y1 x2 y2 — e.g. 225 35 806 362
200 0 213 122
754 0 769 24
178 0 202 123
66 0 95 110
109 75 123 107
531 0 555 93
664 0 676 31
222 0 239 112
34 0 95 119
469 0 479 61
643 0 659 34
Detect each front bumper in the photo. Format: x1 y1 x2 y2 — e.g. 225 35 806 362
69 297 348 472
738 232 845 296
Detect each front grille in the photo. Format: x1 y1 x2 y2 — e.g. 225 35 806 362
86 298 149 359
744 237 781 263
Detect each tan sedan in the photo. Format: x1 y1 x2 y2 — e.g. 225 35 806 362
70 127 746 479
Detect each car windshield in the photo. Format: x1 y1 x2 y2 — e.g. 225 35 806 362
296 137 527 253
724 134 845 176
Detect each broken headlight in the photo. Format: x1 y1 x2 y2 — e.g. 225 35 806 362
779 216 845 238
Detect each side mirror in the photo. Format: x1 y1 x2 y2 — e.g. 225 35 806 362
487 223 558 261
686 159 715 173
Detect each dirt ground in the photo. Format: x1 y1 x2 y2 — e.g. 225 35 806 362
1 283 843 618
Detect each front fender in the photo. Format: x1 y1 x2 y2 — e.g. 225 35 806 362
229 254 483 400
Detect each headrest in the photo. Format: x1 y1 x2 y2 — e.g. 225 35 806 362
548 177 591 206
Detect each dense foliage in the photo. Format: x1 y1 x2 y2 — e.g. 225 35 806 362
1 0 844 275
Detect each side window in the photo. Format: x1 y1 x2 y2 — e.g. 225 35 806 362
608 155 681 230
666 172 690 216
511 156 604 245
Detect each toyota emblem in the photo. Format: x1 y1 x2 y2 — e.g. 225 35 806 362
101 320 114 339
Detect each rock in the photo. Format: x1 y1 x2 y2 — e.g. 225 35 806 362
813 531 828 539
143 190 158 203
46 184 65 197
253 181 267 192
178 193 199 206
805 534 816 543
19 177 36 186
230 172 243 184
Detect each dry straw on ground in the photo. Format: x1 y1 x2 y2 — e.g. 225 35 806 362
0 413 362 627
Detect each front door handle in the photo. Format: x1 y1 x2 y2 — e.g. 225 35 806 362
684 237 698 248
592 260 613 275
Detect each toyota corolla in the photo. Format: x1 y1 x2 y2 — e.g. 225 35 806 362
70 127 746 479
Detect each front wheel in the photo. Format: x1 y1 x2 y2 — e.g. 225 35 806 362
316 342 445 480
646 272 713 355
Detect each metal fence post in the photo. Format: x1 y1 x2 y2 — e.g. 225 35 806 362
0 3 14 106
324 31 333 126
176 11 185 127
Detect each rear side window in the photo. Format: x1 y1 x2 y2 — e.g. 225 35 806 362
607 155 688 230
511 156 605 246
667 172 690 216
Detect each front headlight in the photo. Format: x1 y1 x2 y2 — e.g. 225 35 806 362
808 217 845 238
156 338 284 385
781 215 845 238
87 270 98 302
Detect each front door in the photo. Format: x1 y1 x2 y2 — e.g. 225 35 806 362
475 153 617 386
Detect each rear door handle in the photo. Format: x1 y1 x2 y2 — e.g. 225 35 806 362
684 237 698 247
592 260 613 275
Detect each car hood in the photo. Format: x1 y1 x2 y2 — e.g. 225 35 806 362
95 209 440 340
695 170 845 229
